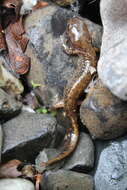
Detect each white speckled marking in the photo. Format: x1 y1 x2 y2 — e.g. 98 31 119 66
71 25 81 41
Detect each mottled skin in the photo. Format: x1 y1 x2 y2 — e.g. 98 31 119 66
42 17 97 168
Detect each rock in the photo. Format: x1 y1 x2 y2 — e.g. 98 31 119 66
0 64 24 95
0 88 22 121
98 0 127 100
80 80 127 139
63 132 94 171
41 169 94 190
25 5 102 107
25 5 75 107
20 0 38 15
2 112 60 163
84 18 102 49
94 135 127 190
0 178 34 190
35 148 65 172
35 132 94 173
0 125 3 162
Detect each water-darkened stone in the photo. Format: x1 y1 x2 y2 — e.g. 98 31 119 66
2 112 59 163
94 135 127 190
80 80 127 139
41 169 94 190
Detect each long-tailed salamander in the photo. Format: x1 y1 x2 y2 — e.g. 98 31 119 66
41 17 97 168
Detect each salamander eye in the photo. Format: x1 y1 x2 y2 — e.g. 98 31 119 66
9 3 16 8
2 2 16 9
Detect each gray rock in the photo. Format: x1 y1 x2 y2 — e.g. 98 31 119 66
25 5 74 107
20 0 38 15
41 169 94 190
35 133 94 173
98 0 127 100
84 18 102 49
80 80 127 140
2 112 59 162
0 89 22 121
63 132 94 171
25 5 102 107
0 178 34 190
94 135 127 190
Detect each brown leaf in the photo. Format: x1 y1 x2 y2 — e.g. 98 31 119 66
9 17 29 52
0 159 22 178
5 23 30 75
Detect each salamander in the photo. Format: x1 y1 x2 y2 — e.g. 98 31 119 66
41 17 97 168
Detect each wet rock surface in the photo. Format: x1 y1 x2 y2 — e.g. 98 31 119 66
80 80 127 140
25 5 102 107
94 135 127 190
0 89 22 121
84 18 102 49
98 0 127 100
0 178 34 190
36 132 94 173
25 5 74 107
2 112 59 162
63 132 94 171
41 169 94 190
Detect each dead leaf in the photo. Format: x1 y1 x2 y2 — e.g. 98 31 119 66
0 159 22 178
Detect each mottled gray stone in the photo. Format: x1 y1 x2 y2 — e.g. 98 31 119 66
25 5 102 107
63 132 94 171
2 112 59 162
41 169 94 190
0 178 34 190
35 133 94 172
25 5 74 107
0 89 22 121
94 135 127 190
98 0 127 100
